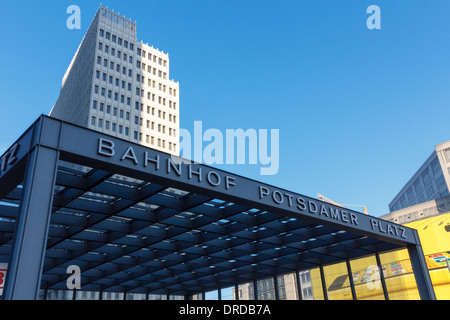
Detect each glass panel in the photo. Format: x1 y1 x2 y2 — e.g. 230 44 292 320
380 249 420 300
237 282 254 300
46 289 74 300
205 290 218 300
126 293 147 300
148 294 167 300
350 256 385 300
308 268 324 300
38 289 46 300
169 295 185 300
220 287 235 300
192 293 203 300
101 291 123 300
277 272 299 300
324 262 353 300
77 290 100 300
257 277 276 300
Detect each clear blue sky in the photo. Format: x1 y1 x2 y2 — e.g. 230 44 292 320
1 0 450 217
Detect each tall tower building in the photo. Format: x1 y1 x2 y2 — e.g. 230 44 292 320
50 6 180 155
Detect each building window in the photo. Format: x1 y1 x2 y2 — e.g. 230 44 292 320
98 118 103 127
91 116 96 126
426 185 435 199
413 178 423 195
418 194 425 203
431 158 441 176
436 175 446 191
406 187 415 203
421 168 432 187
445 149 450 163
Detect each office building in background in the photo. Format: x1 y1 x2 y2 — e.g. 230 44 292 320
388 141 450 216
50 6 180 155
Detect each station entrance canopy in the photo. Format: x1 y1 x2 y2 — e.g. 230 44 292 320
0 116 436 300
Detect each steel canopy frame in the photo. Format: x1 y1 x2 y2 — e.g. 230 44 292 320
0 116 436 300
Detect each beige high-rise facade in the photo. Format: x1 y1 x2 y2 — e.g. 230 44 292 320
51 6 180 155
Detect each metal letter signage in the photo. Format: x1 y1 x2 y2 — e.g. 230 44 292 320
96 138 238 192
0 144 20 172
92 138 415 242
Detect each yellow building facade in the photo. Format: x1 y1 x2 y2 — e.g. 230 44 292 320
313 212 450 300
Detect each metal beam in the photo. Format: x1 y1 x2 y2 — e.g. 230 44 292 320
375 252 389 300
346 259 357 300
407 242 436 300
3 145 59 300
